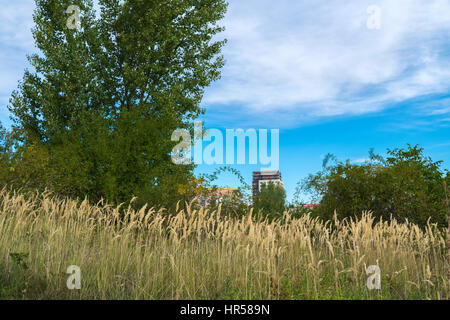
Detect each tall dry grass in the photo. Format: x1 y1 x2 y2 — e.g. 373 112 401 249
0 188 448 299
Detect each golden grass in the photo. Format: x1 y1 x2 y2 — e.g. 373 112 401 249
0 188 448 299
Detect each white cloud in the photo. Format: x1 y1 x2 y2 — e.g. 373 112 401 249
0 1 35 118
203 0 450 126
1 1 450 128
422 98 450 115
353 158 371 164
0 1 35 49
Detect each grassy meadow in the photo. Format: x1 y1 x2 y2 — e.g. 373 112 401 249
0 188 448 300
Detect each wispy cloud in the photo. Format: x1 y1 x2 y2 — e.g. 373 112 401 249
203 0 450 127
422 97 450 115
0 1 36 119
1 1 450 129
353 158 372 164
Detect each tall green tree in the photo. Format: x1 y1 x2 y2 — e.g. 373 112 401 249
254 182 286 219
302 145 448 228
8 0 227 206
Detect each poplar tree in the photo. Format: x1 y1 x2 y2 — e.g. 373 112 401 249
8 0 227 206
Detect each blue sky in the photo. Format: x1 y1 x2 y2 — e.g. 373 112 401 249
1 1 450 202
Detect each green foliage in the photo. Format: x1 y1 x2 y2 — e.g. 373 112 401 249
201 166 252 201
254 182 286 219
6 0 228 208
9 252 29 271
0 124 53 193
302 145 448 228
196 166 251 218
207 188 249 218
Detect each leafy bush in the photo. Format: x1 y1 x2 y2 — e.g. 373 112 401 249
301 145 449 228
